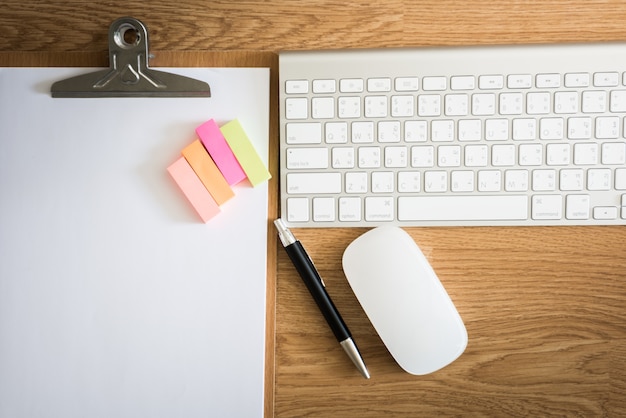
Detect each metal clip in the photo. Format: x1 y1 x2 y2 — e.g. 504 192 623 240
51 17 211 98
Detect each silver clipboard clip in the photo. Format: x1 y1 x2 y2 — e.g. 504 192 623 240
51 17 211 98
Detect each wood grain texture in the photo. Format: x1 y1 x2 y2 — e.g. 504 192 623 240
2 1 626 416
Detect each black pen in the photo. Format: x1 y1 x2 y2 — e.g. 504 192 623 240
274 218 370 379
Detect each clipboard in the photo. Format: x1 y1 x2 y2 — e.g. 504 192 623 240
0 18 277 418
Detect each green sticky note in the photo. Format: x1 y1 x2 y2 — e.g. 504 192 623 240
220 119 271 187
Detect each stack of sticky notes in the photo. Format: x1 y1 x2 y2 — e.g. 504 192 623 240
167 119 271 222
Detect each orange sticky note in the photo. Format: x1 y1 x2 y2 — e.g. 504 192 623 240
167 157 220 223
182 139 234 206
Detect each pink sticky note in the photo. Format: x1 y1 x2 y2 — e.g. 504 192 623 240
196 119 247 186
167 157 220 223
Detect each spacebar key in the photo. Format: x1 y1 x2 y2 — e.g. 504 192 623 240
398 195 529 221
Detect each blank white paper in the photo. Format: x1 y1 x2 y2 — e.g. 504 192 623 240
0 67 269 418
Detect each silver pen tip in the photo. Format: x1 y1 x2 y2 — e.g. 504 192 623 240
274 218 296 246
340 338 370 379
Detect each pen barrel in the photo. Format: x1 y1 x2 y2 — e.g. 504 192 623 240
285 242 351 342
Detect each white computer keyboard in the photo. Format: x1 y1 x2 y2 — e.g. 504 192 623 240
278 43 626 227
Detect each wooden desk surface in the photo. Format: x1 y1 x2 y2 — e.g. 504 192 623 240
3 1 626 416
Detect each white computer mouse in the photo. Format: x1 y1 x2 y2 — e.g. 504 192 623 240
342 226 467 375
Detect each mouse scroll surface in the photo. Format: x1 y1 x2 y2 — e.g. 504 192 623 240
342 226 467 375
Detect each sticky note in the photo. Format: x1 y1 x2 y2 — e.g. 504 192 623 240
181 140 234 206
196 119 247 186
167 157 220 223
220 119 272 187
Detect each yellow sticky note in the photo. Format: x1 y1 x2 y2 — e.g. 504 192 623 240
220 119 271 187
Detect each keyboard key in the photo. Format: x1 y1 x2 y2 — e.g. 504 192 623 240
340 78 364 93
573 143 598 165
365 197 394 221
285 80 309 94
567 117 592 139
404 120 428 142
499 92 524 115
368 78 392 92
532 169 557 191
546 143 570 166
554 92 579 114
378 121 401 143
313 79 336 93
418 94 441 116
565 194 590 220
339 197 362 221
602 142 626 164
286 122 322 144
398 195 528 221
332 147 355 168
450 76 475 90
422 76 447 91
587 168 611 190
287 197 310 222
582 90 607 113
477 170 501 192
451 170 475 192
519 143 543 166
411 145 434 167
560 169 584 191
312 97 335 119
593 206 618 220
564 72 590 87
616 169 626 190
458 119 482 141
338 96 361 118
609 90 626 112
384 146 408 168
539 117 564 140
485 119 509 141
391 95 415 117
325 122 348 143
445 94 469 116
492 144 516 166
504 169 529 191
313 197 336 222
465 144 488 167
424 171 448 192
536 73 561 88
595 116 620 139
287 148 329 169
285 98 308 119
532 195 562 220
371 171 395 193
431 120 454 142
472 93 496 115
358 146 381 168
479 75 504 90
286 172 342 194
345 172 368 193
512 118 537 140
365 96 388 118
395 77 419 92
437 145 461 167
526 92 551 115
593 72 619 87
352 121 375 143
507 74 532 89
398 171 421 193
